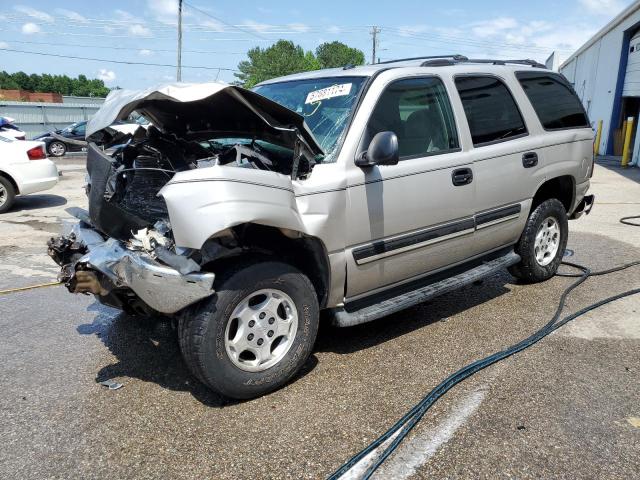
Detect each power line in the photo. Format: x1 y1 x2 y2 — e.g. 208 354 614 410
0 47 238 71
0 38 245 55
182 1 270 41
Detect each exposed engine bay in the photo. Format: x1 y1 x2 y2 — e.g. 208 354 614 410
88 124 315 239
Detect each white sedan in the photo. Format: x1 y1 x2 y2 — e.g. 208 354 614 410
0 136 59 213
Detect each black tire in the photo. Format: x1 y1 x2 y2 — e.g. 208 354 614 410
48 141 66 157
0 176 16 214
178 260 319 399
509 198 568 283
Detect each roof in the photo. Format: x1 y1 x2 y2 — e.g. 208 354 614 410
560 0 640 69
257 58 548 85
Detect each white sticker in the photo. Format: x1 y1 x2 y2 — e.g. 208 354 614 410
305 83 352 104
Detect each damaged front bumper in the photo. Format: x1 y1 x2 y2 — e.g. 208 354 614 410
48 219 215 315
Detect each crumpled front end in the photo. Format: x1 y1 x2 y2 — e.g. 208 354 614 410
48 215 215 315
48 81 325 316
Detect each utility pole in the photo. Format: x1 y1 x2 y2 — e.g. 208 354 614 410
177 0 183 82
370 26 381 64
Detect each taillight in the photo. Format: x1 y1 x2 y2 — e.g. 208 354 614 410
27 146 47 160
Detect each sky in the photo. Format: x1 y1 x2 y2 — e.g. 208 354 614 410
0 0 635 89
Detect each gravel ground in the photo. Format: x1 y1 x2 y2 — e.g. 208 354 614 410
0 158 638 479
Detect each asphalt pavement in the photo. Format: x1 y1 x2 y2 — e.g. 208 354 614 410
0 157 638 479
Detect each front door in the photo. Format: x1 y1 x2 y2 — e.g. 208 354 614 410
345 76 476 299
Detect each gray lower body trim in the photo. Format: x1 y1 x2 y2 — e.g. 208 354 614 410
351 203 523 265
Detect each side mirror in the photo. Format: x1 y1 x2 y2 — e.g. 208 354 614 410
356 131 399 167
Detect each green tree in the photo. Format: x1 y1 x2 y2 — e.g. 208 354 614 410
235 40 321 88
315 41 365 69
0 71 110 98
0 71 20 89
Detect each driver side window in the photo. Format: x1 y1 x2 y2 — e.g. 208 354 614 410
366 77 459 159
74 123 86 136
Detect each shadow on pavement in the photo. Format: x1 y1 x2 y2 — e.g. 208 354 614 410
596 157 640 183
10 194 67 212
315 271 514 355
76 303 318 407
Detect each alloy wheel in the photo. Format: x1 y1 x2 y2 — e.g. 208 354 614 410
224 289 298 372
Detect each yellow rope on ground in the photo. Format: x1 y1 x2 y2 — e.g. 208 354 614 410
0 281 62 295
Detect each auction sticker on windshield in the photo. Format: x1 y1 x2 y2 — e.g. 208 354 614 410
305 83 353 104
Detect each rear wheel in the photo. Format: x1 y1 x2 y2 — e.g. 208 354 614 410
48 141 66 157
178 260 319 399
509 198 568 283
0 176 16 214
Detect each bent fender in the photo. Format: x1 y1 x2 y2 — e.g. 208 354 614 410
160 166 306 249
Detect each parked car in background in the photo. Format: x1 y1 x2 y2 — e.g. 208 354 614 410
0 117 26 141
0 135 58 213
35 118 150 157
34 121 88 157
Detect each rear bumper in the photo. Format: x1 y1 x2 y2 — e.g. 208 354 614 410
49 221 215 314
16 159 59 195
570 194 595 220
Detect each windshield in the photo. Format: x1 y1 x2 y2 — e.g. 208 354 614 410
62 122 84 134
253 76 366 162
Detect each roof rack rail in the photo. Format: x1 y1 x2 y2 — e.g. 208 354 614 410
377 54 468 65
420 57 547 69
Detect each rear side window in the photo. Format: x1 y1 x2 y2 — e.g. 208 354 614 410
455 76 527 146
516 72 590 130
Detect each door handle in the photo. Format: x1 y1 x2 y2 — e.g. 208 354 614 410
522 152 538 168
452 168 473 186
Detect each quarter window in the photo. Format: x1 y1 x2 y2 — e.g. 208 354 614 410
516 72 590 130
366 77 459 159
455 76 527 146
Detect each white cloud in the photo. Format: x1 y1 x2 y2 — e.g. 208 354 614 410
138 49 153 56
0 41 8 49
129 24 152 37
97 69 116 83
114 9 136 21
328 25 341 34
199 19 225 32
472 17 519 38
287 23 310 33
14 5 54 23
147 0 179 25
21 22 41 35
397 25 428 37
243 20 272 34
579 0 624 14
55 8 88 23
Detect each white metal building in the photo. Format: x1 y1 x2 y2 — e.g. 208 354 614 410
560 0 640 165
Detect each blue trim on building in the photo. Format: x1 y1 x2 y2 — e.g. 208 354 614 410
607 30 633 154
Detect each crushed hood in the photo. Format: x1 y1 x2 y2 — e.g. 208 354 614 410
87 82 323 156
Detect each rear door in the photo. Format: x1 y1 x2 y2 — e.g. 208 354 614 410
453 74 545 256
344 75 477 298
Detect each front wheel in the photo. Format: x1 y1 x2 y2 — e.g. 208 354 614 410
509 198 568 283
178 260 319 399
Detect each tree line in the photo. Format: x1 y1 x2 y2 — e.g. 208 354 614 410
0 71 110 97
235 40 366 88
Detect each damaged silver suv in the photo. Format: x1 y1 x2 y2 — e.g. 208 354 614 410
48 56 595 399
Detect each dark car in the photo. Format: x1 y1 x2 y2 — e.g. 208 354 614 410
34 121 88 157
